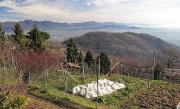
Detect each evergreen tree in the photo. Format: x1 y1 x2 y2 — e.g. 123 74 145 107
27 24 50 50
12 23 27 48
78 50 83 66
0 22 5 46
154 63 165 80
96 52 111 75
66 38 78 63
85 51 94 67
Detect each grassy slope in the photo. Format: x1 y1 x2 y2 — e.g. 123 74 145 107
28 74 111 109
1 70 179 109
0 84 65 109
27 73 180 109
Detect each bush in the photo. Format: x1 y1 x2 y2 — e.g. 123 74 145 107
0 91 29 109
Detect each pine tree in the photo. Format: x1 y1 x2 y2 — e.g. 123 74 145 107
85 51 94 67
66 38 78 63
12 23 27 48
0 22 5 46
96 52 111 75
78 50 83 66
27 24 50 50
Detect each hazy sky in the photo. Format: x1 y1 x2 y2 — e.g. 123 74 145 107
0 0 180 27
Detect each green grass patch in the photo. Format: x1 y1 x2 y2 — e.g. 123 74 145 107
27 72 180 109
27 73 146 109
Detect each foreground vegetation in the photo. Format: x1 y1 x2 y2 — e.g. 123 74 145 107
27 73 180 109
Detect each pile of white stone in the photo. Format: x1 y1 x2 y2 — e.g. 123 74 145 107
72 79 126 98
177 102 180 109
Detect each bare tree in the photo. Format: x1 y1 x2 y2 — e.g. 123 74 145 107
157 47 180 68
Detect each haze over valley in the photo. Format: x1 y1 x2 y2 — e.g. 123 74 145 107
2 20 180 46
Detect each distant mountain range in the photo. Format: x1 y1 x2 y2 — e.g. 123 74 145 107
2 20 138 33
1 20 180 47
63 32 176 59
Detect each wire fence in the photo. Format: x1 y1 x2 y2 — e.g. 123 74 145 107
1 59 179 87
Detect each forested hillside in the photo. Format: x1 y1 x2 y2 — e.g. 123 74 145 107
63 32 176 59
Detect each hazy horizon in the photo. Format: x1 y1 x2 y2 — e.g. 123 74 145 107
0 0 180 28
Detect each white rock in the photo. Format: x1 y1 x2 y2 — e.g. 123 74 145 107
72 86 80 94
72 79 126 98
106 86 112 94
101 88 107 96
117 83 126 89
111 84 120 90
80 88 86 96
107 80 114 86
72 87 77 94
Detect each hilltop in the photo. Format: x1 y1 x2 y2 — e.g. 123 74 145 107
63 32 175 59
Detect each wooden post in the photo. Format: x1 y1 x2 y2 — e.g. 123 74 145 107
131 65 134 77
99 57 100 76
120 63 122 75
152 52 155 79
3 57 5 82
111 59 112 75
28 71 31 84
65 70 68 99
116 58 118 74
96 58 100 109
64 49 68 99
147 77 150 109
44 68 48 90
82 52 84 83
140 68 143 78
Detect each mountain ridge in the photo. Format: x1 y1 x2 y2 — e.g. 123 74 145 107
2 20 138 32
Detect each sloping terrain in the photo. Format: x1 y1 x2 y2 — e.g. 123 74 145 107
63 32 175 59
0 84 64 109
27 74 180 109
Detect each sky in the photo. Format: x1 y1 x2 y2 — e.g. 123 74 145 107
0 0 180 27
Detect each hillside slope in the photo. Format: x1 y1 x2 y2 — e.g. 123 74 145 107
28 74 180 109
63 32 175 59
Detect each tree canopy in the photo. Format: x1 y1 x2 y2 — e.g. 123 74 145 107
0 22 5 46
12 23 27 48
85 50 94 67
27 24 50 50
66 38 79 63
96 52 111 75
157 48 180 68
78 50 83 66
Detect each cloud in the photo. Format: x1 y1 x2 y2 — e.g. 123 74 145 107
0 0 73 21
0 0 16 8
86 0 131 6
0 0 180 27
